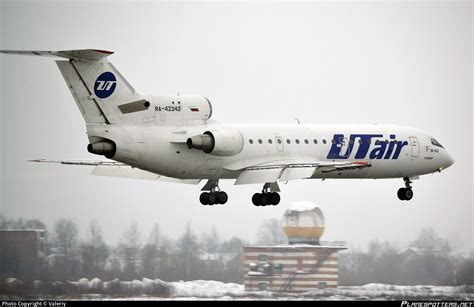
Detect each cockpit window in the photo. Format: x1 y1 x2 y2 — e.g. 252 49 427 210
431 138 444 148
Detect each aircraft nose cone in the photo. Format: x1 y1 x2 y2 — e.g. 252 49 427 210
445 152 455 169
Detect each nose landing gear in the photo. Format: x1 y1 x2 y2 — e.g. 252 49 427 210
397 177 414 201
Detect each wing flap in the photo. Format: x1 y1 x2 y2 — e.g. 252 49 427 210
235 167 283 185
234 161 371 185
278 166 316 182
318 161 371 173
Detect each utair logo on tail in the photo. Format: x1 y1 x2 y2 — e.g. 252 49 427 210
327 134 409 160
94 72 116 99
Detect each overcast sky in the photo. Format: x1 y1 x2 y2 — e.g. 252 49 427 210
0 1 472 251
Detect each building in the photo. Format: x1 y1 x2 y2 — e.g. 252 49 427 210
0 229 46 279
243 202 346 292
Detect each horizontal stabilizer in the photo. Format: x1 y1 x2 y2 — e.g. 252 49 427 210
92 165 159 180
0 49 114 61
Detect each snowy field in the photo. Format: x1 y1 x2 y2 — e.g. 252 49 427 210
1 278 473 300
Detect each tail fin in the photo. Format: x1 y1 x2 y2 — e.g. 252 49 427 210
0 49 141 124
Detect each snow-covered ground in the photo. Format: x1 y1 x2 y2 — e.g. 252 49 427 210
1 278 473 300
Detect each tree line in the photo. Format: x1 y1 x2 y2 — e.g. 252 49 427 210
0 215 245 283
0 215 472 286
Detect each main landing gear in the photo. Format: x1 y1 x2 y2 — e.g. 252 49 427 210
200 179 228 206
200 190 228 206
397 177 414 201
252 183 281 207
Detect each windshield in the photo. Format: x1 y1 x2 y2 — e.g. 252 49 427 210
431 138 444 148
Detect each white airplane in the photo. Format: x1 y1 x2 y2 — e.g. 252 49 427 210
0 49 454 206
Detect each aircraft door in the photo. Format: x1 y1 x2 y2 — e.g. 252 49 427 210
275 136 284 151
409 137 419 157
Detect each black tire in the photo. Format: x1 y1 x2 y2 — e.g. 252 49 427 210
397 188 406 201
216 191 228 204
269 193 280 205
252 193 261 206
200 192 209 205
260 193 270 206
404 188 413 201
208 193 216 205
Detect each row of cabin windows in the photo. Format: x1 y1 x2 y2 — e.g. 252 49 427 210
248 138 399 145
249 138 327 145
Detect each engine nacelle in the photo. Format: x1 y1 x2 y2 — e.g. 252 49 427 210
87 140 116 159
153 95 213 123
187 130 244 156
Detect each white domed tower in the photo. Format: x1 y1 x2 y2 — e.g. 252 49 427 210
282 201 325 245
243 201 347 292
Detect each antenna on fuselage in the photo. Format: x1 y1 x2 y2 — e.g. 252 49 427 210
294 118 301 124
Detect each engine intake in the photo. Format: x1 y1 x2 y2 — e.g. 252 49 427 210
87 140 116 158
187 130 244 156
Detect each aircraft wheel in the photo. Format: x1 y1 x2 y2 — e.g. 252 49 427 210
269 192 280 206
404 188 413 201
397 188 406 201
252 193 262 206
260 193 270 206
216 191 228 205
207 192 216 205
200 192 210 205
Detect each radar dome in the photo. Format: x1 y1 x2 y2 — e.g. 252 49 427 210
282 201 325 245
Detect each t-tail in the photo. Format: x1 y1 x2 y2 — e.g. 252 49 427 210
0 49 143 125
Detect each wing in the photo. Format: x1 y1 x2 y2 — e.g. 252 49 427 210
29 159 201 184
234 161 371 185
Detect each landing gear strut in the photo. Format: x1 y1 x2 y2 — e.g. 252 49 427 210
397 177 414 201
252 183 281 207
200 180 228 206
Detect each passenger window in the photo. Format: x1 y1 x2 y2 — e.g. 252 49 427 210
304 139 309 144
258 139 263 144
277 139 282 144
286 139 291 144
249 139 253 144
322 139 327 144
295 139 300 144
268 139 273 144
313 139 318 144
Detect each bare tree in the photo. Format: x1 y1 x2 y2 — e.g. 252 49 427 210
256 219 287 245
53 218 79 256
203 226 220 253
412 228 451 253
142 223 160 279
177 222 200 280
148 223 160 246
120 221 141 278
81 220 109 275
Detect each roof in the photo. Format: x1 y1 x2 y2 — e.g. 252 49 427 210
0 229 45 232
244 242 347 251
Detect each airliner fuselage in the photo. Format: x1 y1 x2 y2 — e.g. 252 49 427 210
0 49 454 206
